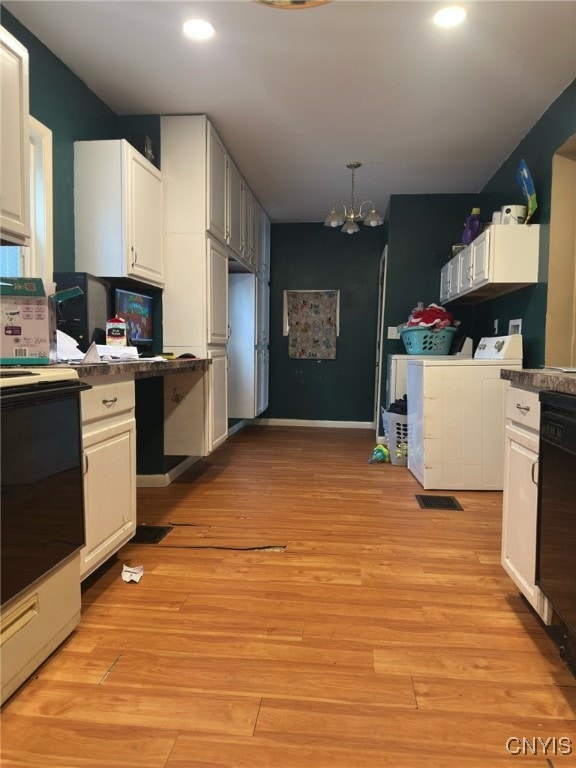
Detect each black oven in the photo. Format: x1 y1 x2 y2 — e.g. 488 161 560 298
537 390 576 673
0 371 90 606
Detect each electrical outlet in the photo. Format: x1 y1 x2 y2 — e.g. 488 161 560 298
387 326 400 340
493 319 499 335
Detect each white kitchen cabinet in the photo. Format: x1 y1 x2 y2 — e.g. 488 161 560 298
227 157 243 256
502 386 551 621
256 275 270 346
79 376 136 580
439 224 539 304
208 238 229 345
439 255 460 304
207 124 227 245
74 139 164 287
208 347 228 450
256 347 269 415
0 26 30 245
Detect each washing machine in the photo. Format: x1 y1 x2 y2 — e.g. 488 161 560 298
406 336 523 490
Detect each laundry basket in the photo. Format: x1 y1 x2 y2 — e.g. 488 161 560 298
400 326 457 355
381 408 408 466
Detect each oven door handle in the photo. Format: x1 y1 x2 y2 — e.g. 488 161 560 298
0 381 91 407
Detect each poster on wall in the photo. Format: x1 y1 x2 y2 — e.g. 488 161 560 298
284 289 339 360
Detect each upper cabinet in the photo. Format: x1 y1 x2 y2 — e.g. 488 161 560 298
440 224 540 305
205 119 265 273
207 124 227 245
74 139 164 287
0 26 30 245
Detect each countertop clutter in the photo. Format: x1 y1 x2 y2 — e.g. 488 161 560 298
501 367 576 395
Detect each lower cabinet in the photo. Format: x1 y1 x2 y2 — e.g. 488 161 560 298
501 386 551 621
80 376 136 580
208 348 228 452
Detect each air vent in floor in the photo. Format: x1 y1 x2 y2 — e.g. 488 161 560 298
415 495 463 510
130 525 173 544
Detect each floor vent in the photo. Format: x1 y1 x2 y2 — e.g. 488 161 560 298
130 525 173 544
415 495 463 510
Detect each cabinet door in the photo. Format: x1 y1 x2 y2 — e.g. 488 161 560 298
439 262 450 304
208 238 229 345
81 416 136 579
227 157 243 256
207 124 227 245
128 147 164 285
459 246 473 294
502 424 540 610
242 185 255 268
252 197 262 272
256 275 269 345
259 212 270 281
208 348 228 452
471 228 490 286
440 257 459 304
0 27 30 245
256 347 269 415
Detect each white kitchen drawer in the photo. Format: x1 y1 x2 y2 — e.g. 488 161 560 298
505 387 540 432
81 376 135 425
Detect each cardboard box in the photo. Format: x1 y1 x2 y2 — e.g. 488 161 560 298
0 277 57 365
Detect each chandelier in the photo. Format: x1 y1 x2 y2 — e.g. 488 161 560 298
254 0 332 8
324 162 384 234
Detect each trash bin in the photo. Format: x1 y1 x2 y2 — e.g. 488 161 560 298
381 408 408 466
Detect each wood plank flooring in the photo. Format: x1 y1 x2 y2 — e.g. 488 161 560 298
2 425 576 767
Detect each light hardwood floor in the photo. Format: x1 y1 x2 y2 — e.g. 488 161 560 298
2 425 576 767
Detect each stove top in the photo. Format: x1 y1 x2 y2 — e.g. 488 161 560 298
0 367 79 388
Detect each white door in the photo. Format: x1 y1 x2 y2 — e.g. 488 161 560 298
374 246 388 440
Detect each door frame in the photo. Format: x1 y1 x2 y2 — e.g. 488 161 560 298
374 245 388 440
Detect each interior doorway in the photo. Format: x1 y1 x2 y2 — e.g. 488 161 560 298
373 246 388 441
545 133 576 367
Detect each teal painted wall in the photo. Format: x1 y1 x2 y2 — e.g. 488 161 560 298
475 79 576 368
268 224 385 421
1 8 161 272
381 193 484 367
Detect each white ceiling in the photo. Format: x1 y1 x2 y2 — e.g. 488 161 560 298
4 0 576 223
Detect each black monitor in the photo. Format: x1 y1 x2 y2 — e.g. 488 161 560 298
114 287 154 346
53 272 110 352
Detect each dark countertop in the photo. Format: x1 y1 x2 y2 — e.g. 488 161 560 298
501 368 576 395
59 357 210 379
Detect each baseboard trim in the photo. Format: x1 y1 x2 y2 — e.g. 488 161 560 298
136 455 201 487
257 418 374 429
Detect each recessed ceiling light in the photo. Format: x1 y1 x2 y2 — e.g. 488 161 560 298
182 19 215 41
433 6 466 28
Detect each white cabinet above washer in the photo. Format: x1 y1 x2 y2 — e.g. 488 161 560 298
440 224 539 305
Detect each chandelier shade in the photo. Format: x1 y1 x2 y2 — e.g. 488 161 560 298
324 162 384 234
254 0 332 8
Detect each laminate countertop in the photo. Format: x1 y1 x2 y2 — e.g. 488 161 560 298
501 368 576 395
59 357 210 380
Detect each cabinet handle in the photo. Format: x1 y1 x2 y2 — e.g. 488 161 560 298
102 397 118 407
131 246 137 268
516 403 531 413
531 460 538 485
83 452 89 475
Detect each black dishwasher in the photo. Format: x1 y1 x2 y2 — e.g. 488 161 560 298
537 390 576 674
